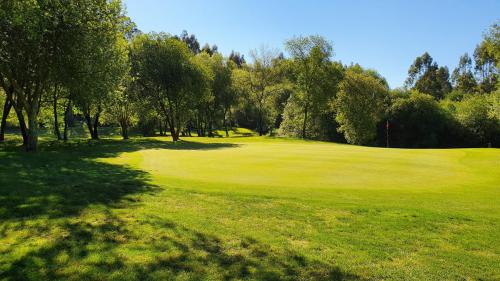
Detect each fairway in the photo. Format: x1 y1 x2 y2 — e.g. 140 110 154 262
1 136 499 280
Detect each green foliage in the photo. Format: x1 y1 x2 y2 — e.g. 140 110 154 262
0 0 130 149
231 47 284 135
487 90 500 120
130 33 207 141
451 53 477 93
284 36 342 139
389 92 461 148
191 53 235 136
406 52 452 99
474 41 498 94
473 23 499 94
278 93 308 138
178 30 201 54
335 69 388 145
452 94 500 146
1 6 498 150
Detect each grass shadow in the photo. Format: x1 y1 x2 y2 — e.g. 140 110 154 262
0 138 239 222
1 212 363 281
0 139 164 221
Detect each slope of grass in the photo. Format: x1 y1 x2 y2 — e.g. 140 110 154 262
1 135 499 280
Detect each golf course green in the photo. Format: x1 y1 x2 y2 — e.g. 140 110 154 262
1 135 499 280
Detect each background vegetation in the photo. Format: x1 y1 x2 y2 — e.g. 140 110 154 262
1 1 499 151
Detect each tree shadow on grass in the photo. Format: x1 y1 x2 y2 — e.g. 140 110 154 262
1 212 364 281
0 140 161 221
0 138 360 281
0 138 239 221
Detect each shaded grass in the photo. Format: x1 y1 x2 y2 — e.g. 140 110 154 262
1 134 499 280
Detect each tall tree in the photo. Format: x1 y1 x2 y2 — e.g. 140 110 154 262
201 43 219 56
0 0 129 150
452 53 477 93
0 0 59 150
285 36 341 139
335 69 388 145
69 1 130 140
194 53 234 137
474 42 497 94
229 51 246 68
131 33 207 141
237 46 281 136
474 22 499 94
178 30 201 54
406 52 451 99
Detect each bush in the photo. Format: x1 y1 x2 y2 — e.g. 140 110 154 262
453 94 500 147
388 92 463 148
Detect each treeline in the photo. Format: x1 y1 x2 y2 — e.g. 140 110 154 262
0 1 499 152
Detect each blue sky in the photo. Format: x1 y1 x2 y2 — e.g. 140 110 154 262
123 0 499 88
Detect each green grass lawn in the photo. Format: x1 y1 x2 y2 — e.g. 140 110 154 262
1 134 499 280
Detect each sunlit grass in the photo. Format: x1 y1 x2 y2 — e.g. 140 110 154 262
1 133 499 280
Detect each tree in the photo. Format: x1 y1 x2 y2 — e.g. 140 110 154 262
0 0 60 150
0 89 8 141
130 33 207 142
335 69 388 145
488 90 500 120
229 51 246 68
453 94 500 146
474 42 498 94
0 0 129 150
451 53 477 93
250 46 282 136
107 82 136 140
201 43 219 56
211 55 236 137
68 1 130 140
406 52 452 99
233 46 282 136
389 92 461 148
178 30 201 54
474 22 499 93
285 36 342 139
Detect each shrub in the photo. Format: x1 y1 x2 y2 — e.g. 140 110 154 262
388 92 463 148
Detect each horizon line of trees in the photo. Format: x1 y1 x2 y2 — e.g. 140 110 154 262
0 0 499 152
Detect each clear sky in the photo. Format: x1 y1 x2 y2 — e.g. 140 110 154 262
123 0 499 88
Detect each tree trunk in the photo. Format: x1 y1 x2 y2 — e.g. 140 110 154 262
223 108 230 137
169 126 178 141
53 85 62 140
84 113 95 139
63 101 72 141
0 98 12 141
26 107 38 152
92 111 100 140
224 118 229 137
120 121 129 140
157 118 162 136
258 110 264 136
302 104 308 139
173 126 181 142
13 103 28 146
207 119 213 137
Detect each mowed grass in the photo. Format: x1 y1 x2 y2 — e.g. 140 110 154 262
0 134 499 280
